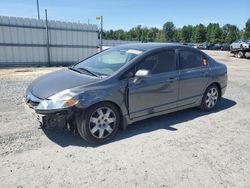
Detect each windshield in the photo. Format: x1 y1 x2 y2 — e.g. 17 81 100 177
74 48 143 76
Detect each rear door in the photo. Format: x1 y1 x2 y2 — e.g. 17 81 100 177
128 49 179 119
177 49 209 106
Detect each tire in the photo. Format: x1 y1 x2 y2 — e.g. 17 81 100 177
77 102 120 144
200 84 220 111
237 51 244 58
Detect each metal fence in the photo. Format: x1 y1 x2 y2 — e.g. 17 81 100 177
102 39 140 47
0 16 98 67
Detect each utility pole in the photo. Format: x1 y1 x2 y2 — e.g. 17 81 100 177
36 0 40 19
96 16 103 51
100 16 103 51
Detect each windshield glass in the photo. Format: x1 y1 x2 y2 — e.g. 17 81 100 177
74 48 143 76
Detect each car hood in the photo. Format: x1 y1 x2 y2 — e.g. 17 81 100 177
28 68 100 99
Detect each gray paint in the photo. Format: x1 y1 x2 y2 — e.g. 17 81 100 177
25 43 227 128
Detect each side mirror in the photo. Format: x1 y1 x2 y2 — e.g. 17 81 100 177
133 69 150 83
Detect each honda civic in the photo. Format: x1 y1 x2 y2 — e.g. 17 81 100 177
24 43 227 144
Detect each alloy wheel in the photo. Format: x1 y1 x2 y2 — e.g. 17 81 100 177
89 107 116 138
205 87 218 108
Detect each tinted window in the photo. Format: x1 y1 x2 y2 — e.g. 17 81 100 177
179 50 202 69
138 50 176 74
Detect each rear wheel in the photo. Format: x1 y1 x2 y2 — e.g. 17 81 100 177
200 85 220 111
77 102 120 144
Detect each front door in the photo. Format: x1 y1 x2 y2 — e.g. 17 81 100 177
128 49 179 119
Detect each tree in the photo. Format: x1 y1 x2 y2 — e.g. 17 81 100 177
148 27 159 42
163 21 176 42
206 23 214 43
173 28 182 42
210 23 223 43
192 24 206 43
115 29 126 40
102 18 249 44
243 18 250 39
181 25 193 42
206 23 223 43
128 26 142 41
155 31 166 42
222 24 240 44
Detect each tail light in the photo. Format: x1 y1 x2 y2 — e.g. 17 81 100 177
202 58 207 66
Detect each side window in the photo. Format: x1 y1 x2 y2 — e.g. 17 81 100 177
179 50 202 69
137 50 176 74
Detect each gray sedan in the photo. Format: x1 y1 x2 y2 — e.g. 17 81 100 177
25 43 227 144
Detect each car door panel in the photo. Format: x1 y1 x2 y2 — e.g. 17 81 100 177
177 67 209 106
177 49 209 107
128 71 179 119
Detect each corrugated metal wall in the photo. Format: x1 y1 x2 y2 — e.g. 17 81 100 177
102 39 140 47
0 16 98 67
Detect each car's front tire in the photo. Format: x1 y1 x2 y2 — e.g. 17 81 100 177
77 102 120 144
200 84 220 111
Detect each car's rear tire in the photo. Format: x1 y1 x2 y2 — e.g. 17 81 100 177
200 84 220 111
77 102 120 144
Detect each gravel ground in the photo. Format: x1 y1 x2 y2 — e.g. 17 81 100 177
0 51 250 188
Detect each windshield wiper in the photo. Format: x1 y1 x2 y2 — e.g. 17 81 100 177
68 66 99 77
77 67 99 77
68 66 82 74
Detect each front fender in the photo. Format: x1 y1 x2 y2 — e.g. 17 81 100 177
74 82 129 117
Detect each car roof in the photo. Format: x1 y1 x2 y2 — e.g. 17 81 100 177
116 43 194 51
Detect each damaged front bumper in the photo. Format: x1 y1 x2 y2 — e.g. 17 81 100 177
23 95 78 130
36 110 74 129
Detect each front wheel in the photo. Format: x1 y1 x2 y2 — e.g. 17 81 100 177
77 102 120 144
237 51 245 58
200 85 220 111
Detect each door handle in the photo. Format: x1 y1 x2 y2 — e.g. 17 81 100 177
202 71 209 76
166 77 177 83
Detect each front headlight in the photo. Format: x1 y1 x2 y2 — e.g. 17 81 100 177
36 89 78 110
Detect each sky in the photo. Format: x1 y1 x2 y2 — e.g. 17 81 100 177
0 0 249 30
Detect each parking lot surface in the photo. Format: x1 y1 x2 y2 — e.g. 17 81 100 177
0 51 250 188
